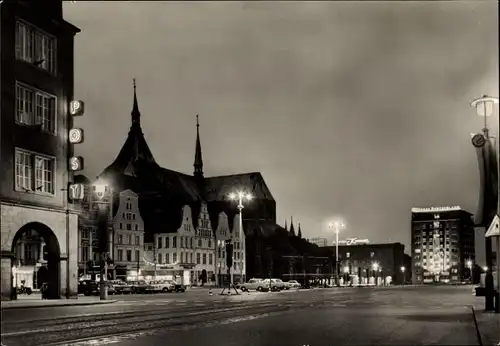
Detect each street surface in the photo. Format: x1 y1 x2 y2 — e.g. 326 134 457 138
1 286 487 346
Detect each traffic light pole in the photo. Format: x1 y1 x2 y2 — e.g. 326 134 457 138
220 240 240 295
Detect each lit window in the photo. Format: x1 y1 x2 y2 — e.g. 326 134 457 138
15 21 56 74
16 83 56 133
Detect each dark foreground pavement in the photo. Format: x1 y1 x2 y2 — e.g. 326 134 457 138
1 285 493 346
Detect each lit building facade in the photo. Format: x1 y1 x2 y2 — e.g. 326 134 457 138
0 0 80 300
324 241 407 285
411 206 475 284
309 237 328 247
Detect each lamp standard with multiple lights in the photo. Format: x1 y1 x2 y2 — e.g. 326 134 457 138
329 221 345 286
228 191 252 285
92 181 113 300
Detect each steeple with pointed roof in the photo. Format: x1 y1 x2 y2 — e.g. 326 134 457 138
284 219 288 231
194 114 204 179
131 78 141 126
99 80 158 178
289 216 295 236
297 223 302 238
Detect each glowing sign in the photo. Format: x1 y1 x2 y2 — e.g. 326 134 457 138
334 238 370 246
69 128 84 144
69 100 85 116
411 206 461 213
69 156 84 171
69 184 85 200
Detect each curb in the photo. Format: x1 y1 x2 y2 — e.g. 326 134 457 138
1 299 118 310
471 306 484 346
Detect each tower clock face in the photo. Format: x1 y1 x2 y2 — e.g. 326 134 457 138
472 134 486 148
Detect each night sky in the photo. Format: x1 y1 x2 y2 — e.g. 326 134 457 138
64 1 498 251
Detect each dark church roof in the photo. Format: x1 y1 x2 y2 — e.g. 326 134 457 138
96 82 275 239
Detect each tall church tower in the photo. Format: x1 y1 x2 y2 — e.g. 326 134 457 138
193 115 205 190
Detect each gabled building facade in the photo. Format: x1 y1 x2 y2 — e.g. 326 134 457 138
79 83 276 285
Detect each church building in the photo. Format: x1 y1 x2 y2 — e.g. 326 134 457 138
79 83 276 285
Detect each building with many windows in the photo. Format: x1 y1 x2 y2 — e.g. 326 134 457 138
411 206 475 284
324 241 407 285
308 237 328 247
0 0 81 300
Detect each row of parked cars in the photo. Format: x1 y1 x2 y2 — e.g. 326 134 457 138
237 278 302 292
78 279 186 296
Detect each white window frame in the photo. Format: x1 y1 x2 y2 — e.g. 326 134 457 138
15 82 57 134
15 19 57 75
14 148 56 195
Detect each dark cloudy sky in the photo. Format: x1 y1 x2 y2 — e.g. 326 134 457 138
64 1 498 252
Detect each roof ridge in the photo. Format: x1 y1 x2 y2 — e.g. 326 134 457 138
206 172 261 179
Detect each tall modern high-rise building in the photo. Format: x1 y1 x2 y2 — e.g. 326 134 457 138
411 206 475 284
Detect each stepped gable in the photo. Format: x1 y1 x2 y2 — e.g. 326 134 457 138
204 172 275 202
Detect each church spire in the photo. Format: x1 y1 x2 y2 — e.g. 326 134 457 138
194 114 204 178
131 78 141 126
289 216 296 236
298 223 302 238
284 219 288 231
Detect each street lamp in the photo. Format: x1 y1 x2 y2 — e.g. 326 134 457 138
228 191 252 286
467 260 473 283
329 221 346 286
371 262 379 286
470 95 500 311
93 180 111 300
400 266 406 286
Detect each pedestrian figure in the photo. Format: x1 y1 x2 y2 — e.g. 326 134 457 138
209 288 213 296
41 282 48 299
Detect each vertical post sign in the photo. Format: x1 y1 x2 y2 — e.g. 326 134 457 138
68 100 85 201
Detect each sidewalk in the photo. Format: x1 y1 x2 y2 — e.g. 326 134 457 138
1 295 117 310
472 300 500 346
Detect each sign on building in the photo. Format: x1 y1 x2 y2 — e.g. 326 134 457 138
69 184 85 200
70 100 85 116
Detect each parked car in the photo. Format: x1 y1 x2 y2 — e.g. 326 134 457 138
240 278 264 292
111 281 133 294
79 280 99 296
150 280 176 293
285 280 301 289
260 279 285 291
129 280 155 294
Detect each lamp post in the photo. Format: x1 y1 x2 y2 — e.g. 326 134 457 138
343 265 349 286
329 221 345 286
470 95 499 311
92 181 111 300
229 191 252 285
467 260 473 283
400 266 406 286
372 262 379 286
